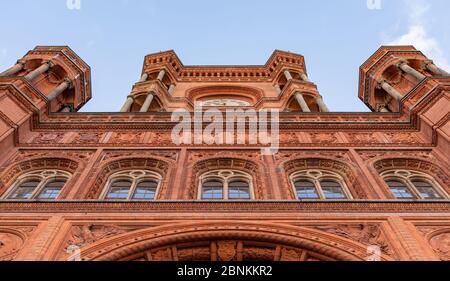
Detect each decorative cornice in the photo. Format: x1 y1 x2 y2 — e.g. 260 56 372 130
142 50 306 82
0 201 448 213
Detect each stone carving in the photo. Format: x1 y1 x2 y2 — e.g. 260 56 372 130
346 133 379 144
0 232 24 261
31 133 65 144
217 241 237 261
358 150 434 162
280 247 303 261
310 133 339 144
72 133 103 144
384 133 421 144
314 224 393 256
429 233 450 261
65 225 135 250
102 150 179 162
111 133 144 144
128 240 334 261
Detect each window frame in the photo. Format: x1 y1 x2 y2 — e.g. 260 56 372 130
2 170 71 201
101 170 162 201
198 170 254 200
290 170 352 200
381 170 448 200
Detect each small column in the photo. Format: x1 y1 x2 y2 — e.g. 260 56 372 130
0 60 25 77
315 95 329 112
300 73 311 82
283 69 293 81
138 73 149 82
157 69 166 81
378 80 404 101
60 105 72 113
120 95 135 112
295 92 311 113
425 62 449 76
168 84 176 95
47 78 72 100
274 84 282 94
24 61 53 82
398 62 426 81
139 92 155 112
377 105 390 113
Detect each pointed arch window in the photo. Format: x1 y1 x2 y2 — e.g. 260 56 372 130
382 170 447 200
290 170 352 200
199 170 253 200
3 170 70 200
102 170 162 201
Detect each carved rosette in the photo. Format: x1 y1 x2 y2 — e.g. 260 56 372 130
0 229 28 261
429 233 450 261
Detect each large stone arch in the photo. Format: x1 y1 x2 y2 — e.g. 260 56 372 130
187 157 265 200
70 221 392 261
0 158 79 198
84 157 172 199
282 158 369 200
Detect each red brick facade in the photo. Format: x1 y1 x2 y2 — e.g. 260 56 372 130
0 46 448 261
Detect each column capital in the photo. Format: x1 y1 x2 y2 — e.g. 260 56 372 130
16 59 26 66
126 95 135 100
42 60 55 68
396 60 409 68
63 77 73 89
376 80 387 89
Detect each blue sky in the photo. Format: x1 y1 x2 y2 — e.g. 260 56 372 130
0 0 449 112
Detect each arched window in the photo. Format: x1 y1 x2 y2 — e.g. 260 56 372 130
199 170 253 200
381 170 447 200
3 170 70 200
102 170 162 201
290 170 351 200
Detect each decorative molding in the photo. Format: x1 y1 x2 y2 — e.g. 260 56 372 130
0 201 448 213
313 224 394 256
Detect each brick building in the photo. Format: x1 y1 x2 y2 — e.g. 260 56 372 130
0 45 448 261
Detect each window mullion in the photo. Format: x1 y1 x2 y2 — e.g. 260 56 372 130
128 179 138 201
315 179 325 200
406 179 422 199
31 178 46 199
224 179 228 200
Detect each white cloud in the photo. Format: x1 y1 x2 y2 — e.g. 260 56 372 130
385 0 449 71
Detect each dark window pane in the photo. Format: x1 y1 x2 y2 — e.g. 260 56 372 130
133 180 158 200
106 180 132 200
228 181 250 200
202 181 223 200
386 180 416 199
412 180 443 200
8 180 40 199
321 181 348 199
37 181 65 200
294 181 319 199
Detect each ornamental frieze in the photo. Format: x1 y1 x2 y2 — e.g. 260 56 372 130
312 224 395 257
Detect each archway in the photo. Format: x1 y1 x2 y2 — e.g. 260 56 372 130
72 221 392 261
